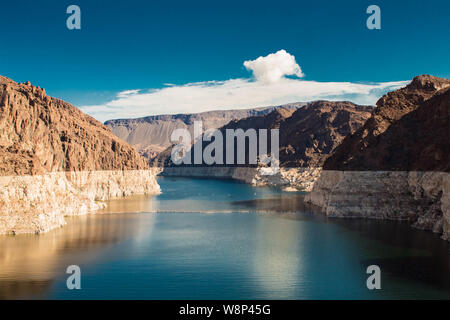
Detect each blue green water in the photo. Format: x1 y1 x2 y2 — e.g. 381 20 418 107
0 177 449 299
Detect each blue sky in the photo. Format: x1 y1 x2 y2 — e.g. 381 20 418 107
1 0 449 121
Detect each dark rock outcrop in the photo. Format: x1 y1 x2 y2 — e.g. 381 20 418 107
279 101 373 168
324 75 450 171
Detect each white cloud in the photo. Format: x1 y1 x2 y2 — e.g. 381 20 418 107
78 50 409 122
117 89 141 98
244 49 304 84
81 78 408 122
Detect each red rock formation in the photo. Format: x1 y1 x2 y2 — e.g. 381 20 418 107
0 75 150 176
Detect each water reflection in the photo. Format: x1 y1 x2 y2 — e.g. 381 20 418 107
0 213 151 299
333 219 450 291
0 177 449 299
252 216 304 299
231 194 310 213
234 194 450 293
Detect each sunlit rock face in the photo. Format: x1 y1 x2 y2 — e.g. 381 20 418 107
0 170 160 235
307 75 450 241
0 75 160 234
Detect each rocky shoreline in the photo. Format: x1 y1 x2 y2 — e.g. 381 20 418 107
0 75 162 235
161 166 450 241
160 166 322 191
299 75 450 241
0 170 160 235
305 171 449 241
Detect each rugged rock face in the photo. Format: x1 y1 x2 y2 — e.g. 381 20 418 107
307 75 450 240
324 75 450 171
105 104 303 159
0 75 160 234
157 101 372 190
0 76 150 175
278 101 373 168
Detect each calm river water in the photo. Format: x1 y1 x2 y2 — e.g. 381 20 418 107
0 177 449 299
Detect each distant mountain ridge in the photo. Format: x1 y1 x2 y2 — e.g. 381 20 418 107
105 103 304 159
155 101 373 169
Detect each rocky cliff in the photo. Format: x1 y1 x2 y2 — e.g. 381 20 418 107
0 75 160 234
323 75 450 172
306 75 450 240
158 101 373 190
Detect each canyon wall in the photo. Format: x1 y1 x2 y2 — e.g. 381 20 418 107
0 75 160 234
157 102 372 190
306 75 450 240
305 171 449 240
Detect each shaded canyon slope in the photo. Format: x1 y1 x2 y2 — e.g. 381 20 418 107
324 75 450 172
278 101 373 168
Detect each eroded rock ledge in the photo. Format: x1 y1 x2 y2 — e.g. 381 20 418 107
305 171 450 241
0 170 160 235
